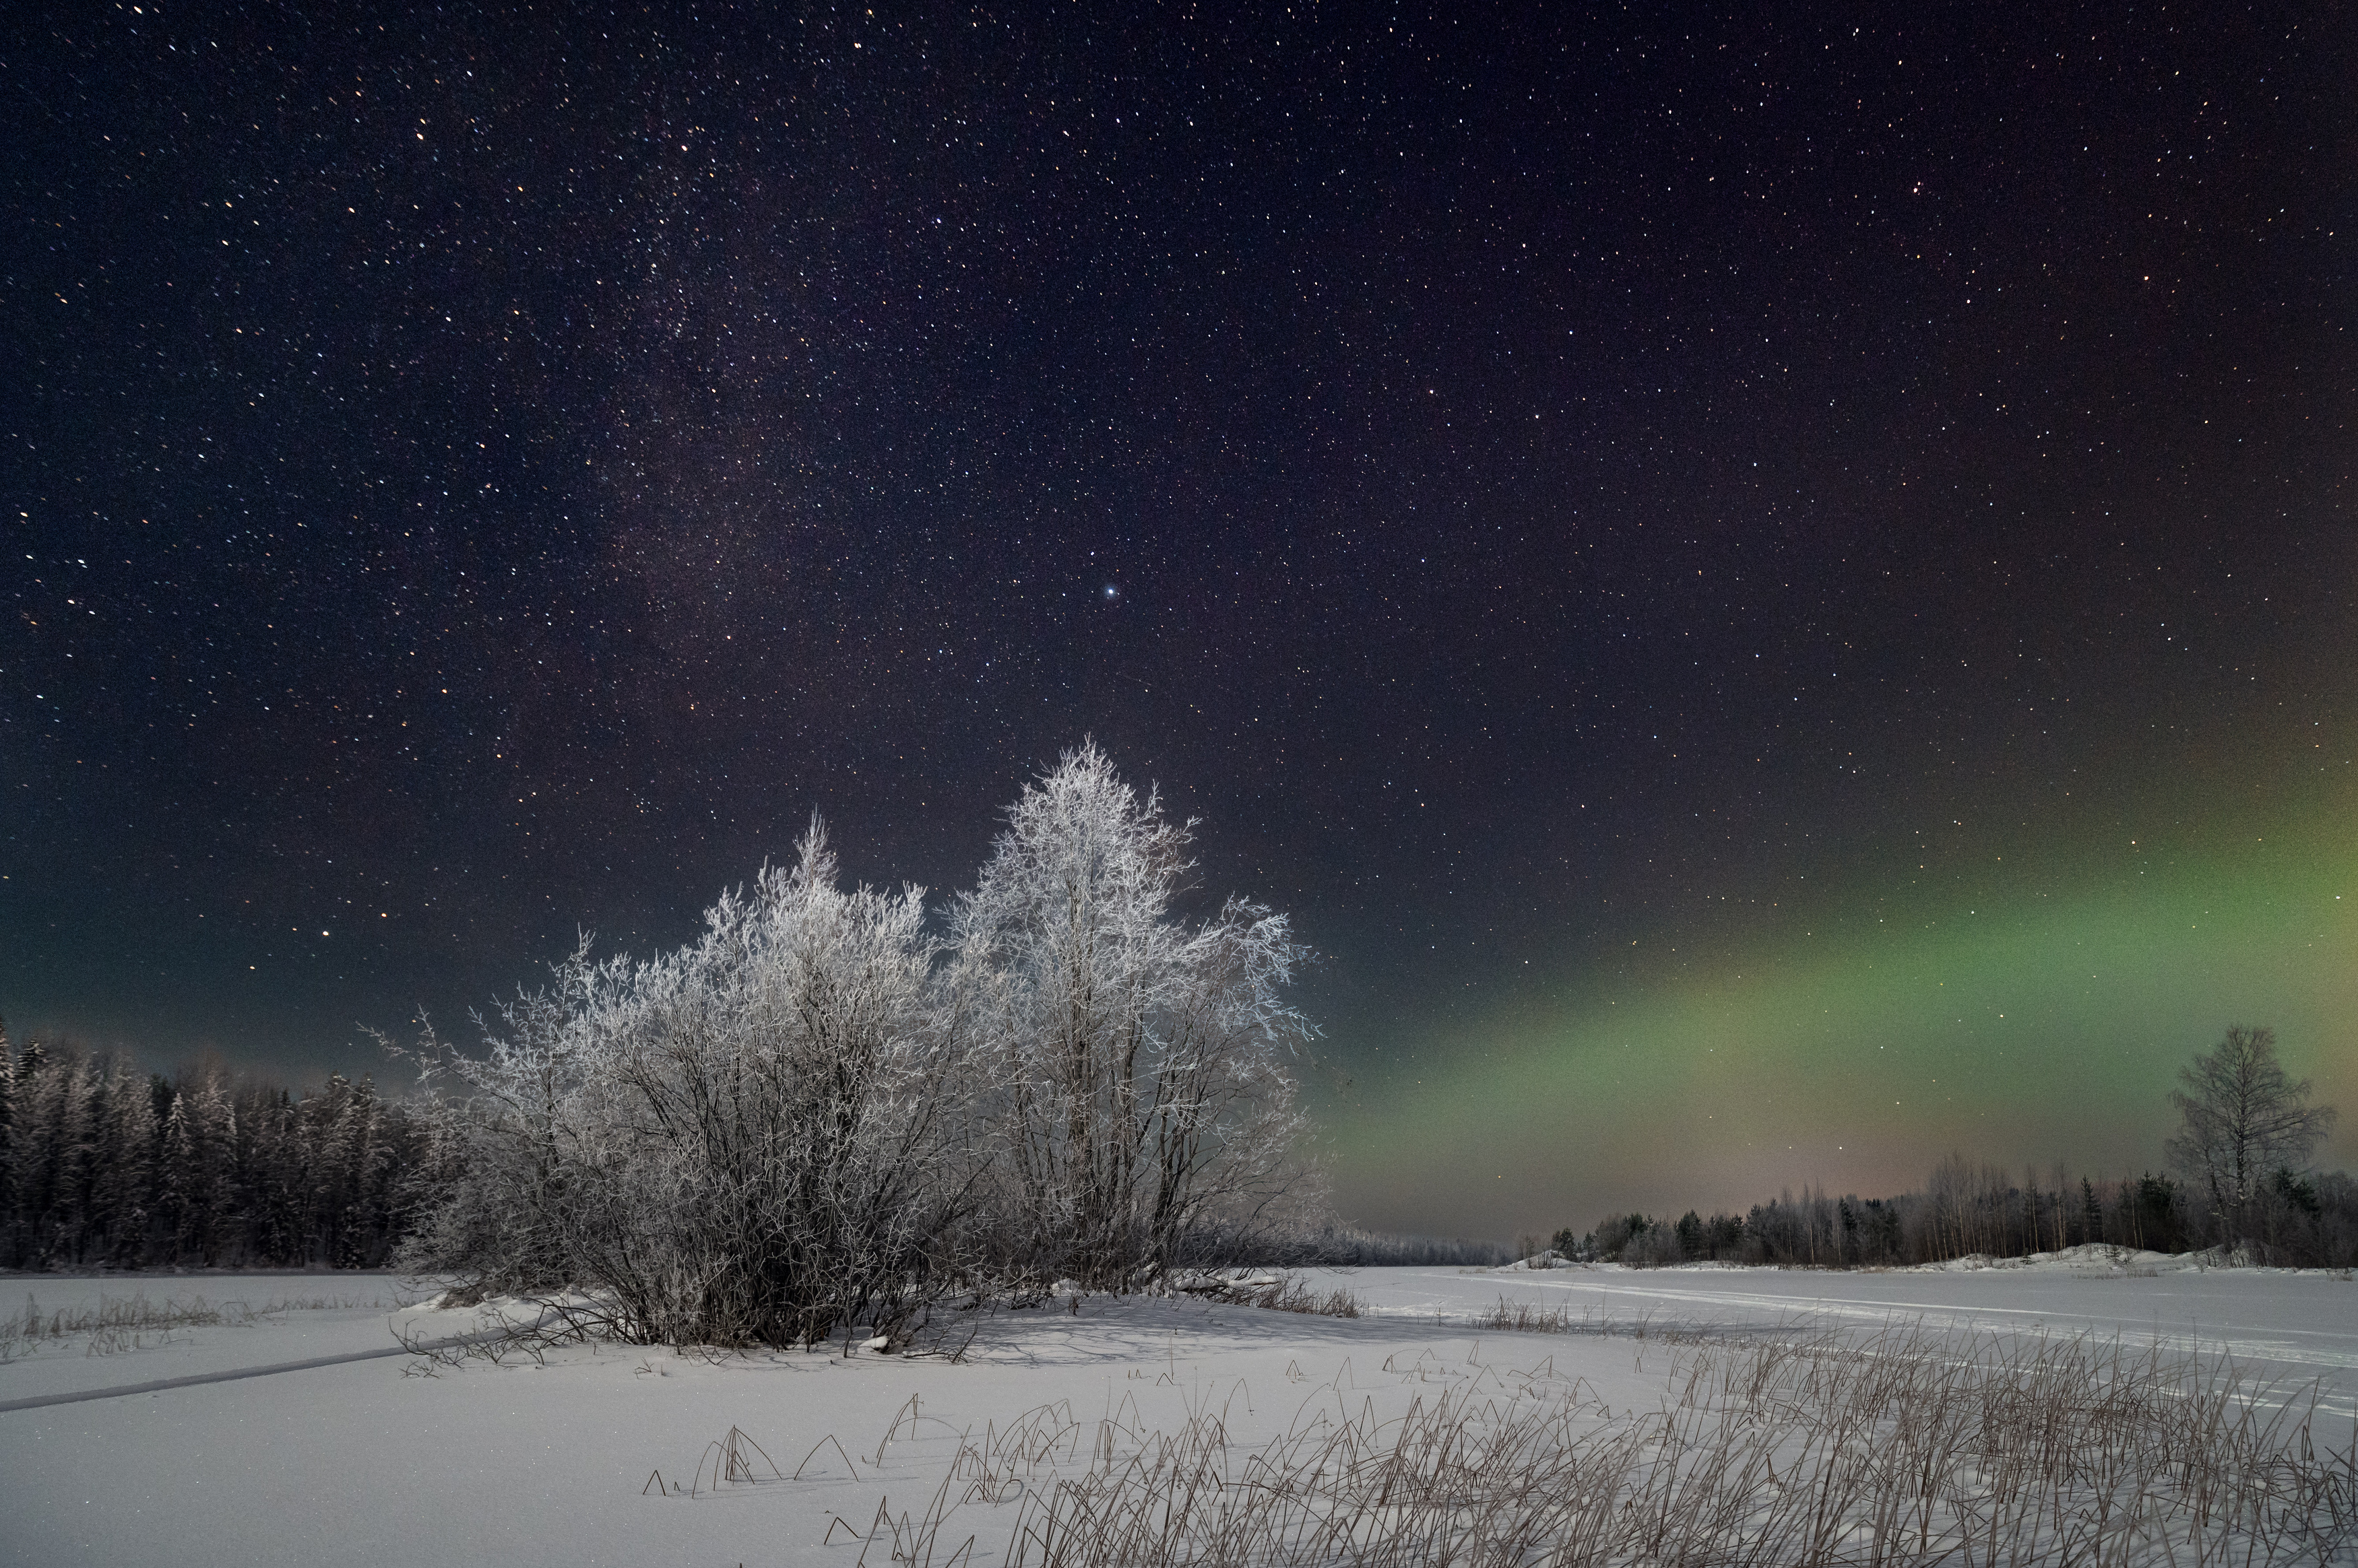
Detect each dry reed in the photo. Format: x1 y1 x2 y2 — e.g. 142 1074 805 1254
820 1324 2356 1567
0 1292 380 1361
1232 1275 1365 1319
1476 1296 1717 1343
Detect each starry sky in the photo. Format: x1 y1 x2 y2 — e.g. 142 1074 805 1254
6 3 2353 1239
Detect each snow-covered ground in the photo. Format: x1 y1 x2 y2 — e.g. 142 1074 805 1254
0 1273 433 1404
1370 1250 2358 1419
1 1257 2350 1566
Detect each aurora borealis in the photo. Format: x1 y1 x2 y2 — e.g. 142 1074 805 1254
5 5 2353 1236
1333 768 2358 1237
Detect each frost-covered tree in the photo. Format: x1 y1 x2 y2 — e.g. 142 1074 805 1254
183 1076 237 1264
155 1090 192 1256
12 1045 96 1266
90 1061 156 1264
325 1074 397 1267
2167 1025 2336 1246
0 1039 424 1270
949 741 1315 1291
400 820 982 1346
305 1073 390 1267
0 1021 14 1260
395 976 590 1295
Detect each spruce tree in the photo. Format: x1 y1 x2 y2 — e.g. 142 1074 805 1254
94 1062 157 1264
0 1020 14 1266
158 1092 193 1264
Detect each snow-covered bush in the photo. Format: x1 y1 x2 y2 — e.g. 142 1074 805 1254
399 745 1324 1343
398 822 984 1347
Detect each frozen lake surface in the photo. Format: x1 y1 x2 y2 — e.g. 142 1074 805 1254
1360 1254 2358 1415
1 1257 2350 1566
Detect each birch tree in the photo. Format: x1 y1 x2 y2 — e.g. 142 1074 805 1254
950 741 1314 1291
2167 1025 2336 1247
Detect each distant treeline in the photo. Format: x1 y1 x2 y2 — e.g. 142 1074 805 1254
0 1026 426 1272
1554 1154 2358 1270
1211 1222 1511 1270
1298 1226 1512 1268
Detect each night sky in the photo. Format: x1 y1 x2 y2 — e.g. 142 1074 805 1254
7 4 2353 1239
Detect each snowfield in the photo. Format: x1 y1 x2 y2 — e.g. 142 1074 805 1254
1 1257 2351 1567
1369 1250 2358 1422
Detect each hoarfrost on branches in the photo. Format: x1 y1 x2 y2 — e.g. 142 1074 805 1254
395 746 1322 1344
951 740 1317 1292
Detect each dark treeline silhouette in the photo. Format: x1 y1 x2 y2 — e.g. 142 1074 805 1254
1554 1154 2358 1270
0 1022 424 1272
1296 1226 1512 1268
1197 1221 1510 1269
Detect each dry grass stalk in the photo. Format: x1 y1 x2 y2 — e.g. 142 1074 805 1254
694 1425 782 1495
1183 1272 1366 1318
0 1292 377 1362
642 1424 788 1498
1241 1276 1364 1319
820 1324 2356 1567
1477 1296 1712 1343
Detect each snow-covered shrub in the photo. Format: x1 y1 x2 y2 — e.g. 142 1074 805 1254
397 822 984 1347
400 745 1325 1338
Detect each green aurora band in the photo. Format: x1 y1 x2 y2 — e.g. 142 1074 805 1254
1332 777 2358 1240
